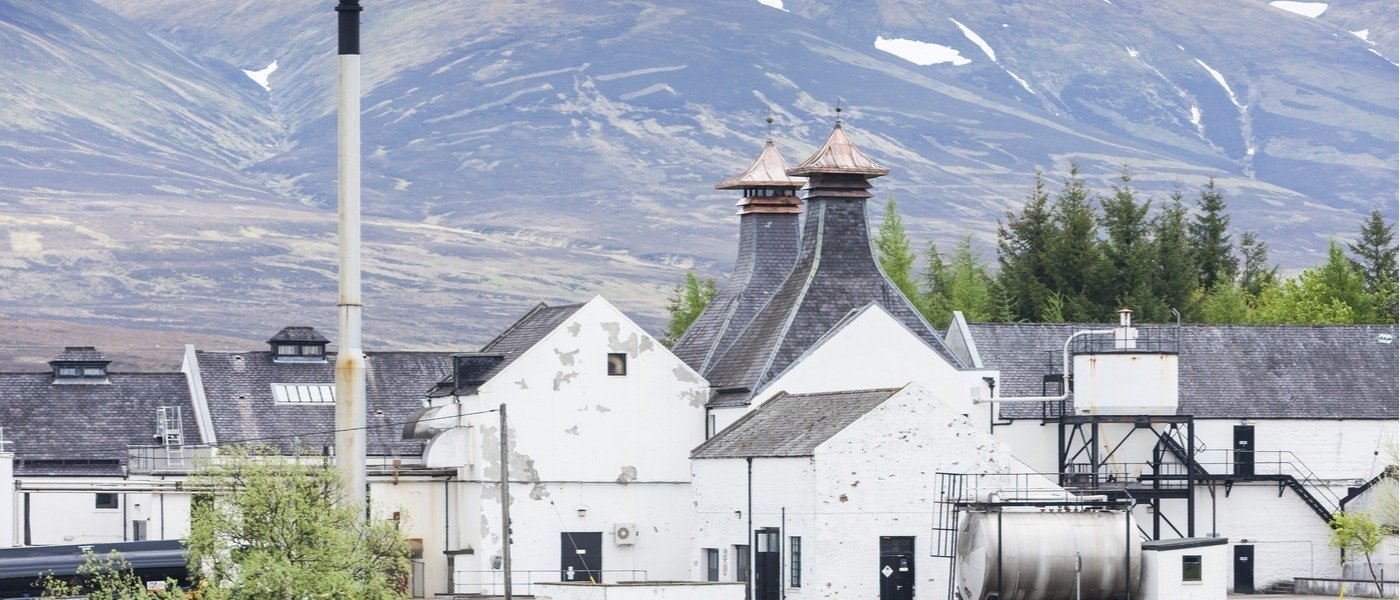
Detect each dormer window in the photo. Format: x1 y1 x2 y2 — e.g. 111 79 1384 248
267 326 330 363
50 346 111 384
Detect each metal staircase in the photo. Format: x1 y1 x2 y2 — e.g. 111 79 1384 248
1159 433 1338 524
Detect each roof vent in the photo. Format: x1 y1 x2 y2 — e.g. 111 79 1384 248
267 326 330 363
49 347 111 384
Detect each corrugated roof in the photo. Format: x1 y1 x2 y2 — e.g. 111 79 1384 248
692 388 902 458
966 323 1400 419
715 140 806 189
787 122 889 177
426 302 585 397
196 351 451 456
0 371 198 476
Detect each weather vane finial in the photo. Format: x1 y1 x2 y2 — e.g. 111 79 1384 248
835 98 843 124
765 115 774 142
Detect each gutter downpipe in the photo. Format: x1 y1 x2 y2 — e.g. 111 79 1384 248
972 329 1116 405
334 0 368 514
747 457 754 600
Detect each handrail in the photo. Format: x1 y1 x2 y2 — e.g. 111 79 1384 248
453 569 648 595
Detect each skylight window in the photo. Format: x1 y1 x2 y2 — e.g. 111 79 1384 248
271 383 336 404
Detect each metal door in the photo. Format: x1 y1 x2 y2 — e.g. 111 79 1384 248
879 536 915 600
560 532 603 583
755 529 780 600
1234 544 1254 593
1234 425 1255 476
735 544 750 600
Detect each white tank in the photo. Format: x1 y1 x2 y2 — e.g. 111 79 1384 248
957 510 1141 600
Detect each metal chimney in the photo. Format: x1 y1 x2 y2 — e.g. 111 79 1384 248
334 0 367 512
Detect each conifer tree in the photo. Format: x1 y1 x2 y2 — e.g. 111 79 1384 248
1189 177 1238 291
1044 163 1104 321
1197 276 1251 324
1312 240 1375 323
920 240 952 325
875 196 922 310
1152 189 1197 319
996 169 1056 321
1238 231 1278 296
1100 166 1164 320
923 235 1000 328
662 271 717 346
1346 208 1398 322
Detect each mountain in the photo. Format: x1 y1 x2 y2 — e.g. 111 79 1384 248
0 0 1394 361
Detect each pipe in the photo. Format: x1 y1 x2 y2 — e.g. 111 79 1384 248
974 329 1115 404
333 0 368 513
747 457 754 599
500 404 513 600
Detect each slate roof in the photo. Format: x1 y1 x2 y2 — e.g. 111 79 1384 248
0 371 199 476
966 323 1400 419
673 212 800 374
692 388 902 458
703 136 966 405
267 326 329 344
426 302 585 397
787 122 889 177
195 350 452 456
50 346 109 363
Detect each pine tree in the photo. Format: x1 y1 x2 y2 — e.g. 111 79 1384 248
1152 189 1197 319
1044 163 1104 321
920 240 952 326
1312 240 1375 323
875 196 922 310
996 169 1056 321
1189 177 1238 291
1346 208 1398 322
1100 166 1164 320
923 235 999 328
662 271 717 346
1238 231 1278 296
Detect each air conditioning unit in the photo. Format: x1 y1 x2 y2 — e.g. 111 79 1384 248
613 523 638 546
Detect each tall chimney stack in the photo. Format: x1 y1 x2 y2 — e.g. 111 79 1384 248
334 0 367 512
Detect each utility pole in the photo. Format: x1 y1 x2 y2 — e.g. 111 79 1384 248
333 0 367 513
500 403 513 600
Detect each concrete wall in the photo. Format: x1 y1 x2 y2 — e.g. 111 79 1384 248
420 297 709 594
369 477 449 598
1140 543 1227 600
16 485 191 546
691 384 1033 600
534 581 745 600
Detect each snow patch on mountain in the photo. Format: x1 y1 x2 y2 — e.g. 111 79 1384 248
874 36 971 66
1126 46 1140 58
1351 29 1370 42
756 0 787 11
1268 1 1328 18
1007 71 1035 95
949 18 995 61
243 61 277 92
1193 59 1243 109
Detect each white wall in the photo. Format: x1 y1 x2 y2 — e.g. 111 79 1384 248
692 384 1038 600
1141 543 1227 600
420 297 709 594
370 478 449 598
534 581 746 600
16 485 191 546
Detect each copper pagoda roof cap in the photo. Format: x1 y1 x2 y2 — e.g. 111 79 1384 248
716 140 807 190
787 122 889 177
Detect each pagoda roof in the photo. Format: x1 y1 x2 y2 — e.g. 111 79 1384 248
716 140 806 189
787 122 889 177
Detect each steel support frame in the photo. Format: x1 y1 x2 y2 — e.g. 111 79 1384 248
1057 414 1196 539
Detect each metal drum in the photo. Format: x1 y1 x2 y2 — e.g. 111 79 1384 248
956 510 1141 600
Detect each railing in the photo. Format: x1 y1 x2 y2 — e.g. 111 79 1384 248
452 569 648 596
1068 324 1180 354
1062 461 1190 491
126 445 214 474
1192 449 1345 512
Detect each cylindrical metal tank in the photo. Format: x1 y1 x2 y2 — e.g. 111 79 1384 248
956 510 1140 600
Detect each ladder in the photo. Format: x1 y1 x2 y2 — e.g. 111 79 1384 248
156 407 184 467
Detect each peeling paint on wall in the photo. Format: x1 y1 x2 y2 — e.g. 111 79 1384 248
530 484 549 500
564 426 580 436
601 322 654 357
567 322 581 336
555 349 579 366
616 466 638 484
553 371 578 391
672 366 701 383
515 378 528 389
595 404 611 413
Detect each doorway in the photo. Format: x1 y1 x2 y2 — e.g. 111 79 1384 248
1233 544 1254 593
755 528 780 600
1234 425 1255 477
560 532 603 583
879 536 915 600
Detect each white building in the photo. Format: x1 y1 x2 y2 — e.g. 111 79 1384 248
690 383 1039 599
406 296 709 595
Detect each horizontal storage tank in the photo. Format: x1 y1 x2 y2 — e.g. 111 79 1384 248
957 510 1141 600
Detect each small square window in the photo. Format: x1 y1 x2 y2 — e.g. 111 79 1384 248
95 493 118 509
1182 555 1202 582
301 345 323 356
82 367 105 377
57 367 80 377
276 345 298 355
607 353 627 376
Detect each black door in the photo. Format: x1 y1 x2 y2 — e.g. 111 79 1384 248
879 536 915 600
1234 425 1255 477
1234 544 1254 593
560 532 603 583
755 529 780 600
735 544 750 600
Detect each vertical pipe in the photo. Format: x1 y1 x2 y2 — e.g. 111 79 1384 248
780 506 786 600
1124 509 1132 600
747 457 754 600
334 0 368 514
996 510 1004 597
500 404 513 600
1187 418 1196 537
